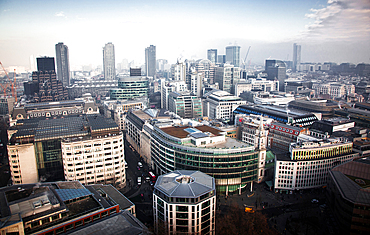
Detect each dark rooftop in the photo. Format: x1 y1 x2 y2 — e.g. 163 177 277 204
24 100 84 110
88 185 134 211
10 114 120 144
87 114 119 131
331 159 370 205
66 211 148 235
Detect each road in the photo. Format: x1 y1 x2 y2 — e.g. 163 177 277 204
120 139 154 228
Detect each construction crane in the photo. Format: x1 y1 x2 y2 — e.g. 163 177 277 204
12 69 17 102
0 62 17 102
243 46 251 69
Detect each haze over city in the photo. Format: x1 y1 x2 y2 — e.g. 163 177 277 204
1 0 369 69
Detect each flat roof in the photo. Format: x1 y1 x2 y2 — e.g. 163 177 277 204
132 109 154 120
160 125 222 139
11 114 118 143
24 100 84 109
271 122 303 132
66 211 148 235
87 114 119 131
88 185 134 211
0 181 133 234
348 108 370 117
155 170 215 198
237 104 314 118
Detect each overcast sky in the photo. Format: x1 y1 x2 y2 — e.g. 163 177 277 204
0 0 369 70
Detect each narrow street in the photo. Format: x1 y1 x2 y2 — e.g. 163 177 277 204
120 140 154 227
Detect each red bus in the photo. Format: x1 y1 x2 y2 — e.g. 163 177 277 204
149 171 156 181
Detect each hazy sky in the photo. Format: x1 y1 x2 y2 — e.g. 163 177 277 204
0 0 369 69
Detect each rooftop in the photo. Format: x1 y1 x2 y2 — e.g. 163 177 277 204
331 159 370 205
131 109 154 120
10 114 118 143
238 104 314 118
353 138 370 146
155 170 215 198
270 122 304 132
88 185 134 211
0 181 135 234
24 100 84 110
67 211 148 235
160 125 222 139
87 114 119 131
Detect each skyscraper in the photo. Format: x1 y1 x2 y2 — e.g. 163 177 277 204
265 59 286 92
37 57 55 72
293 43 301 72
145 45 156 77
103 42 116 80
55 42 70 87
218 55 226 64
226 45 241 67
207 49 217 64
214 64 240 94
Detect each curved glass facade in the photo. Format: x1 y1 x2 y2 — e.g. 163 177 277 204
151 129 258 194
110 77 148 100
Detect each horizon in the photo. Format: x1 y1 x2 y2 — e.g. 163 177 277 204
1 0 369 70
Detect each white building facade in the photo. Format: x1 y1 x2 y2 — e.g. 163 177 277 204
274 140 358 192
202 90 246 121
235 78 279 97
62 133 126 188
312 83 355 98
8 143 39 184
153 170 216 235
161 80 188 110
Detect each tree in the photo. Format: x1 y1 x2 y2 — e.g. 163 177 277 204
216 203 278 235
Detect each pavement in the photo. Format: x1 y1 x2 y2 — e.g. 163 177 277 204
217 183 340 235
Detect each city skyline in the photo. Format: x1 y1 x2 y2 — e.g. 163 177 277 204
0 0 369 69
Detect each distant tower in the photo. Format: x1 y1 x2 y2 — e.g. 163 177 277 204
130 68 141 76
172 59 186 81
55 42 70 87
29 55 36 71
207 49 217 64
145 45 156 77
103 42 116 80
217 55 226 64
37 57 55 72
293 43 301 72
265 59 286 92
226 45 241 67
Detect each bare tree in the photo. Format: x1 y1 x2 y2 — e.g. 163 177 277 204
216 203 278 235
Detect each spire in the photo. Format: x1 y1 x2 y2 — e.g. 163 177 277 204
257 114 266 150
258 114 264 133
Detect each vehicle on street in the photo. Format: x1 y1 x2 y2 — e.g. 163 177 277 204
244 205 255 213
137 177 142 185
138 162 143 168
311 199 319 203
149 171 156 181
124 161 128 168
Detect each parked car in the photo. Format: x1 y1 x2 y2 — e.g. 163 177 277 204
311 199 319 203
137 177 142 185
138 162 143 168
